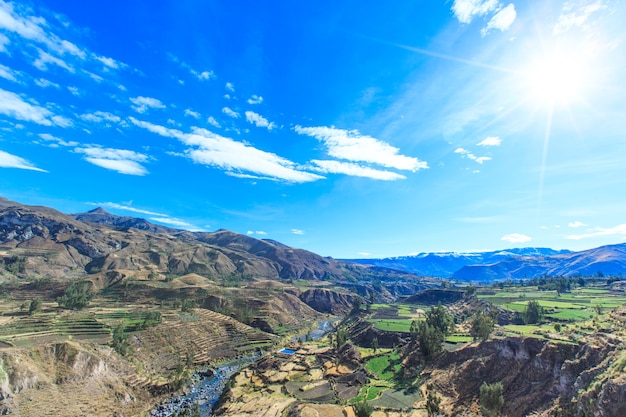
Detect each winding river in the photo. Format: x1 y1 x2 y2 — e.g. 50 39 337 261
148 320 335 417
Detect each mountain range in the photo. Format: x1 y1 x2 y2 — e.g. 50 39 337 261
347 244 626 280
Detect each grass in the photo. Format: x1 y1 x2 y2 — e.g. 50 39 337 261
371 319 412 332
365 352 401 381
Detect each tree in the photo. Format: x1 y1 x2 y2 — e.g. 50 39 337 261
425 384 442 417
28 297 42 315
180 299 196 313
480 382 504 417
336 327 349 348
351 297 362 313
523 300 544 324
57 282 91 310
371 337 378 353
425 303 454 336
470 312 495 341
353 400 374 417
111 322 131 356
414 320 444 357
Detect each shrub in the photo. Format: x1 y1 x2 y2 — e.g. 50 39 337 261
480 381 504 417
353 400 374 417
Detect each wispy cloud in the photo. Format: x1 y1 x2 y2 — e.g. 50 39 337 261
310 160 406 181
0 149 47 172
130 118 324 183
0 32 8 53
477 136 502 147
166 53 214 80
481 3 517 36
207 116 221 128
565 224 626 240
554 0 606 34
195 70 215 80
245 111 276 130
0 63 19 82
454 147 491 164
452 0 500 23
225 82 235 92
0 88 70 126
222 107 240 118
130 96 166 113
291 229 304 235
80 111 122 125
38 133 78 147
247 95 263 105
89 201 201 230
75 146 150 175
568 221 587 228
295 125 428 172
501 233 532 243
184 108 201 119
246 230 268 236
451 0 516 35
34 78 59 88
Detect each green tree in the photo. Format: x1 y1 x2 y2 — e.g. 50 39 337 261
425 303 454 336
28 297 42 315
470 312 495 341
351 296 362 313
371 336 378 353
480 382 504 417
523 300 544 324
353 400 374 417
181 299 196 313
111 322 131 356
336 327 349 348
415 320 444 357
57 282 91 310
425 384 442 417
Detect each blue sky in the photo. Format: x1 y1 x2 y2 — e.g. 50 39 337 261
1 0 625 258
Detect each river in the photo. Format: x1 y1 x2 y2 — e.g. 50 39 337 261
148 319 335 417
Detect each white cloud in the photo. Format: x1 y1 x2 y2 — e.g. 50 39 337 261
130 96 166 113
33 48 74 72
568 221 587 228
95 55 124 69
565 224 626 240
295 125 428 172
0 63 18 81
196 70 214 80
358 252 371 257
148 216 196 229
75 146 150 175
0 88 66 126
452 0 500 23
501 233 532 243
225 82 235 92
291 229 304 235
207 116 221 128
247 95 263 105
0 149 47 172
481 3 517 36
310 160 406 181
554 0 605 34
246 230 268 236
38 133 78 147
80 111 122 124
222 107 240 118
0 33 8 53
67 86 80 96
224 94 231 100
91 202 162 216
184 108 201 119
245 111 276 130
89 201 200 230
454 147 491 164
477 136 502 147
34 78 59 88
130 118 324 183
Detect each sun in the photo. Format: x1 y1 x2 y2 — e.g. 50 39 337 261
523 46 591 107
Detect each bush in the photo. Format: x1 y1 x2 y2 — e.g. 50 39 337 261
425 384 442 416
28 297 42 315
523 300 544 324
57 282 91 310
480 381 504 417
353 400 374 417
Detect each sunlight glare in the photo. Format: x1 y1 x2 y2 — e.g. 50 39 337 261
524 48 590 106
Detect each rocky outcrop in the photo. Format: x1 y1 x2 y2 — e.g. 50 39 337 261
406 336 621 417
298 289 356 315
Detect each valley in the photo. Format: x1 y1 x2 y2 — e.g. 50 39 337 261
1 198 626 416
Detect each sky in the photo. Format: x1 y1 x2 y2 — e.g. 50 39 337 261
1 0 625 259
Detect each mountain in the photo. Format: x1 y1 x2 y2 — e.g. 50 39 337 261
347 245 626 280
0 197 423 286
